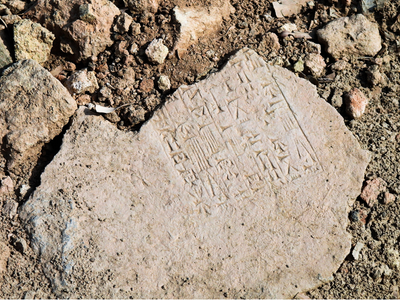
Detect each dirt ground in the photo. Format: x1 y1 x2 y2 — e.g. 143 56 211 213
1 0 400 298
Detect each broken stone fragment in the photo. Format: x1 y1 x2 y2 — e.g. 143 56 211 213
383 192 396 205
173 0 234 57
25 0 120 62
0 34 12 68
304 53 326 77
145 39 168 64
64 69 99 95
113 12 133 33
20 48 370 298
0 176 13 194
360 177 387 207
272 0 309 18
344 88 368 119
2 199 18 219
317 14 382 60
13 19 55 64
157 75 171 91
0 241 10 274
0 59 77 175
352 242 364 260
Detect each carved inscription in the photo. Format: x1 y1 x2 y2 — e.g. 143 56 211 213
153 49 321 213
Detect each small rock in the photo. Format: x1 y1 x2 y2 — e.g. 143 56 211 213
23 291 36 299
278 23 297 34
0 176 13 194
65 69 99 95
79 3 97 24
130 22 141 35
0 241 10 274
349 209 359 222
261 32 280 53
317 14 382 60
331 60 350 71
305 41 321 54
5 0 27 14
360 177 387 207
366 65 384 86
139 78 154 93
2 199 18 218
1 14 21 26
344 88 368 119
304 53 326 77
114 12 133 33
0 4 12 15
386 248 400 271
129 42 139 54
330 88 343 108
383 192 396 205
76 94 91 106
145 39 168 64
99 86 112 98
293 58 304 73
13 19 55 64
19 184 31 198
157 75 171 91
351 241 364 260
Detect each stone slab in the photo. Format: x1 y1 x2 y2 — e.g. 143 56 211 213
20 48 370 298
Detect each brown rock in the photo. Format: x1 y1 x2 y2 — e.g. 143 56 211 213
344 88 368 119
2 199 18 219
317 14 382 60
0 59 77 175
20 48 370 298
173 0 234 57
64 69 99 95
123 0 159 13
139 78 154 93
0 176 13 194
76 94 91 106
383 192 396 205
25 0 120 62
113 12 133 34
360 178 387 207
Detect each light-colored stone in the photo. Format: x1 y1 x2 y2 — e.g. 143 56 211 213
317 14 382 60
64 69 99 95
13 19 55 64
157 75 171 91
173 0 234 57
0 176 13 194
352 242 364 260
344 88 368 119
0 34 12 68
0 59 77 175
383 192 395 205
278 23 297 33
20 48 369 298
272 0 308 18
113 12 133 33
145 39 168 64
304 53 326 77
360 177 387 207
25 0 120 62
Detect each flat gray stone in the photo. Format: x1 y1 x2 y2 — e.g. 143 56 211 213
20 48 370 298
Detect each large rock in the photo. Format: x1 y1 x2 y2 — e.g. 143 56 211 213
0 59 77 175
317 14 381 60
13 19 55 64
20 48 370 298
25 0 120 62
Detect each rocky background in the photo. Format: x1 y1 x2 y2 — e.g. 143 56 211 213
0 0 399 298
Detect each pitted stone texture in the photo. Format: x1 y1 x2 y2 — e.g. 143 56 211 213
20 49 369 298
0 59 77 175
25 0 120 62
317 14 381 60
13 19 55 64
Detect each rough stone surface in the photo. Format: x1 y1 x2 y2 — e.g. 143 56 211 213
113 12 133 34
0 34 12 69
25 0 120 62
0 59 77 175
13 19 55 64
344 88 368 119
317 14 382 60
305 53 326 77
173 0 234 57
64 69 99 95
20 49 369 298
157 75 171 91
360 177 387 207
0 176 13 194
123 0 159 13
2 199 18 219
0 241 10 274
145 38 168 64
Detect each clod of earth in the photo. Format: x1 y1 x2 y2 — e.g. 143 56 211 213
20 48 370 298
